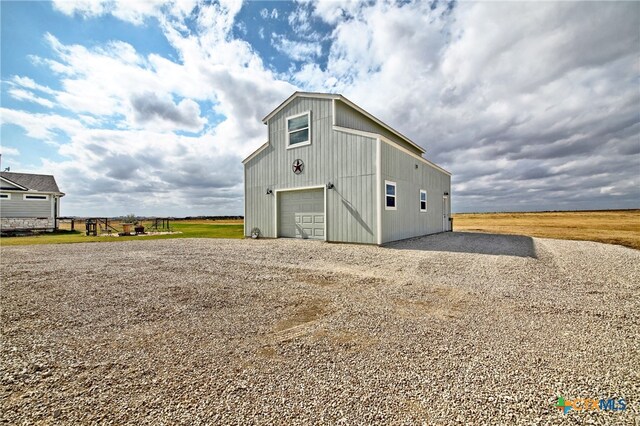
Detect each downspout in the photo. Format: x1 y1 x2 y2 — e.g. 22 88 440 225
376 138 382 245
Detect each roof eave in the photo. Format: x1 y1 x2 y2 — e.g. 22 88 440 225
336 95 425 155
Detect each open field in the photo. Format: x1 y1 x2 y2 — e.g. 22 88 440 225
2 235 638 424
453 210 640 250
0 220 243 246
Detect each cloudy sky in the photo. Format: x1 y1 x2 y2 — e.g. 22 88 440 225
1 0 638 216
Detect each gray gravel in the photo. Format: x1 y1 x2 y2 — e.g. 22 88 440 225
1 233 638 424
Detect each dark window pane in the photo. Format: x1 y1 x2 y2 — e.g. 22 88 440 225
288 115 308 131
386 184 395 196
289 128 309 145
386 196 395 207
421 201 426 210
26 195 46 199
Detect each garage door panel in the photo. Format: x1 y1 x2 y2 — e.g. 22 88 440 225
278 189 324 240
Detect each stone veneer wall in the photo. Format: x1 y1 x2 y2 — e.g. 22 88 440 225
0 217 55 231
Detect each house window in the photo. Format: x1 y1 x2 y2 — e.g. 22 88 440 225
0 193 10 200
385 181 397 210
286 111 311 148
420 190 427 212
24 194 49 201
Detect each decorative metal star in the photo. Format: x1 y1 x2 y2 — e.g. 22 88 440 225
292 159 304 174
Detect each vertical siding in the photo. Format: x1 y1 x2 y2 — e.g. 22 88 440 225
334 100 424 156
380 142 451 244
244 97 377 244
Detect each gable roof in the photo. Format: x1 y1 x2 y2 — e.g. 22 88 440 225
0 172 63 194
261 91 425 155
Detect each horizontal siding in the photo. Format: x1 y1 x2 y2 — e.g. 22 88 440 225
334 100 423 156
245 97 377 244
380 142 451 243
0 196 53 218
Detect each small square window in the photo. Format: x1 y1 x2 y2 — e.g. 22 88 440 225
385 181 396 210
420 190 427 212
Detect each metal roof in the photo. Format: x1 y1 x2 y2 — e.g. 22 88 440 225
0 172 64 194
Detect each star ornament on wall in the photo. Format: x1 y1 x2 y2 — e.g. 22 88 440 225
292 159 304 174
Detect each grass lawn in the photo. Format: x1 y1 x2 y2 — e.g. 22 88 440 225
0 221 244 246
453 210 640 250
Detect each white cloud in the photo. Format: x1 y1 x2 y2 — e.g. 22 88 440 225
288 6 311 34
11 75 57 95
1 146 20 156
260 8 278 19
51 0 197 25
312 0 364 25
0 107 84 142
272 33 321 62
7 88 55 108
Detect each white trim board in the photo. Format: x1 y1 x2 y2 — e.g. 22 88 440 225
376 138 382 245
242 141 269 164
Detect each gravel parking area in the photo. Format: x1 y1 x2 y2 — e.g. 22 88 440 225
1 233 638 424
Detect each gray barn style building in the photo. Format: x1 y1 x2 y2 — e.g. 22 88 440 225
0 172 65 232
243 92 451 245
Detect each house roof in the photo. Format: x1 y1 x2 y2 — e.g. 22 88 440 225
0 172 64 194
261 91 425 155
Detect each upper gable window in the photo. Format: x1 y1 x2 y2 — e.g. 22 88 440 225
286 111 311 148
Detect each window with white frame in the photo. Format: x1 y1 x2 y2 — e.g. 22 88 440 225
420 190 427 212
24 194 49 201
385 181 397 210
286 111 311 147
0 193 10 200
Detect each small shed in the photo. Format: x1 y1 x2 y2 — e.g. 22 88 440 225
0 172 65 232
243 92 452 245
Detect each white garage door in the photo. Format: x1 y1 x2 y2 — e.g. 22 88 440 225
278 189 324 239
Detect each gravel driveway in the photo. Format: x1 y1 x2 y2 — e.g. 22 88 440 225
1 233 638 424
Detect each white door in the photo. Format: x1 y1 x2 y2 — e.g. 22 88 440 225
442 196 449 231
278 189 324 239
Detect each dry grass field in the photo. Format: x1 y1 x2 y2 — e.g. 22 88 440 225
453 210 640 250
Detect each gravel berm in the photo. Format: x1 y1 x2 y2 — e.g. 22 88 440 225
1 232 638 424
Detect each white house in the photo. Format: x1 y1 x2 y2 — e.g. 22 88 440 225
0 172 65 232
